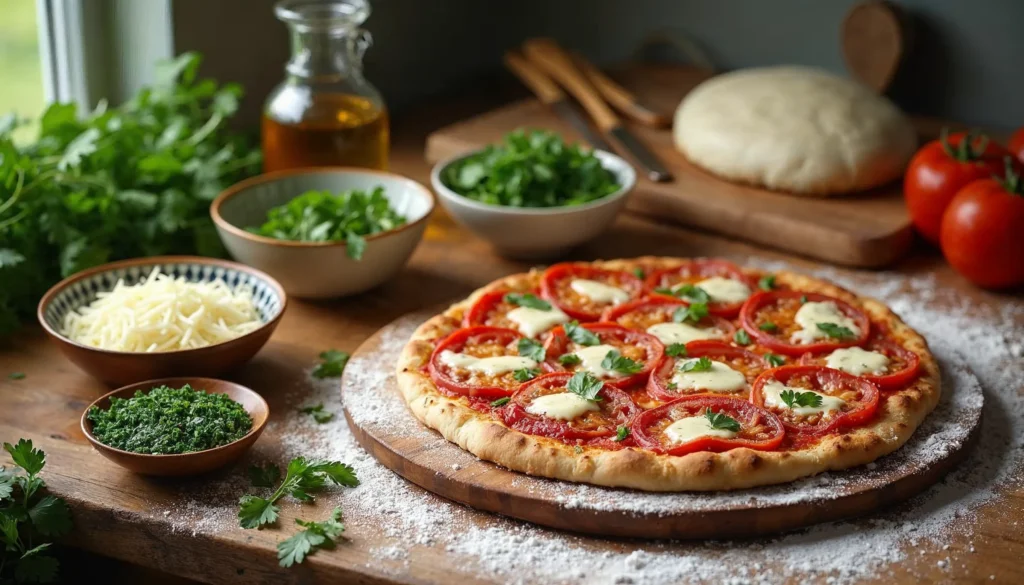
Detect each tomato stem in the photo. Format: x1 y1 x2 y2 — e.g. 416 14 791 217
940 127 991 162
997 156 1024 196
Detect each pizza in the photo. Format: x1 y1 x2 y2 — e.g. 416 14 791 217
396 258 940 491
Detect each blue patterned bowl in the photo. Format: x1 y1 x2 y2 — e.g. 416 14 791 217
37 256 287 386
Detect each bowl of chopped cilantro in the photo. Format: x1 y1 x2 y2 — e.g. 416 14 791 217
431 129 636 258
81 377 269 476
212 168 434 298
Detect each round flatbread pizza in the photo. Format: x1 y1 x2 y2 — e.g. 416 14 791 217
396 258 940 491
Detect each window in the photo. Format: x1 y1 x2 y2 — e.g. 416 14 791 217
0 1 45 141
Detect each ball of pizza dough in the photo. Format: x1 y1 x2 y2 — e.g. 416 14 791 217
673 66 917 196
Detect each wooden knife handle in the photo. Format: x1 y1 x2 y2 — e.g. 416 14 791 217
571 52 670 128
521 38 619 132
503 51 564 105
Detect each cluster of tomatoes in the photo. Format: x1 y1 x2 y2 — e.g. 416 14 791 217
425 261 923 457
903 129 1024 289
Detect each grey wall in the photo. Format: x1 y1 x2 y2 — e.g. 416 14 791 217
173 0 1024 129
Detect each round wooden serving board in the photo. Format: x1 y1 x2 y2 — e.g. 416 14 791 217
342 312 983 540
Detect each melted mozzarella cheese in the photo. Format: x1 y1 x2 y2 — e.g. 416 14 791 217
664 415 738 443
572 344 624 378
507 305 569 338
791 301 861 344
695 276 752 304
526 393 599 420
762 380 846 415
646 322 721 345
570 279 630 305
438 351 536 376
825 347 889 376
671 360 747 393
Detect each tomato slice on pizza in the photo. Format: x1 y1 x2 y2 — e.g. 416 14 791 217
540 263 645 321
428 326 542 399
601 297 735 346
463 290 570 338
799 335 921 391
500 372 640 441
543 322 664 388
739 291 871 356
645 259 756 318
647 340 768 401
631 395 784 456
749 365 880 435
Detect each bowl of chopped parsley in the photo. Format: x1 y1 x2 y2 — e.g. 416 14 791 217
431 129 636 258
81 377 269 476
212 169 435 298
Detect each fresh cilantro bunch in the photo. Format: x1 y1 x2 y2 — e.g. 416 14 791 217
0 440 73 584
247 186 406 260
0 52 261 336
442 129 620 208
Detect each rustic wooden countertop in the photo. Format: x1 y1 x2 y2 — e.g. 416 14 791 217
1 95 1021 585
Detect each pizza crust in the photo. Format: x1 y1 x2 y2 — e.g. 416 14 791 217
673 66 917 197
396 258 941 492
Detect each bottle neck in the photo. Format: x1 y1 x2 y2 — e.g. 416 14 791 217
285 27 365 82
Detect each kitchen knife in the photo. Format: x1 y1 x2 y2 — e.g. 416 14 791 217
571 51 670 128
521 38 673 182
503 51 613 153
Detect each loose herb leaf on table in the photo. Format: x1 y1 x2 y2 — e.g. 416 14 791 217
0 439 73 584
0 52 261 338
247 186 407 260
277 507 346 567
441 129 620 208
313 350 350 379
300 403 335 424
238 457 359 529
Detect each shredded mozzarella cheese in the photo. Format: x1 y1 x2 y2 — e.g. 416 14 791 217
62 269 263 352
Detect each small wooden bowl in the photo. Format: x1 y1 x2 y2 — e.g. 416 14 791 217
81 377 270 476
37 256 287 386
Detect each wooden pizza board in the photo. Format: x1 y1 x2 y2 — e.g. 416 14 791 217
342 311 982 540
425 64 931 269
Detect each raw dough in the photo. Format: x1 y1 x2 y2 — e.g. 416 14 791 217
673 66 916 196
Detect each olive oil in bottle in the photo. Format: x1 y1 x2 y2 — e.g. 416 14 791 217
262 0 389 172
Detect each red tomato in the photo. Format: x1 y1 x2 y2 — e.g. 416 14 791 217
739 291 870 356
540 263 644 321
749 365 880 435
799 337 920 391
630 395 785 456
940 163 1024 289
501 372 639 441
600 297 736 342
647 341 767 401
1009 127 1024 164
427 326 529 399
904 130 1009 245
543 322 664 388
644 259 755 318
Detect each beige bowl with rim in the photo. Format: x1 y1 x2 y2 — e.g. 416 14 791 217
212 168 435 298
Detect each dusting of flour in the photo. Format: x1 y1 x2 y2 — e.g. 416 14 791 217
159 261 1024 585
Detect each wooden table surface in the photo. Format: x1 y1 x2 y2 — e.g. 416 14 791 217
1 94 1021 585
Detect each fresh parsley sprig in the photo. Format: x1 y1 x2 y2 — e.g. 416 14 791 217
517 338 546 362
780 389 824 408
300 404 334 424
567 372 604 402
238 458 359 529
313 350 350 379
758 274 776 291
558 353 582 366
704 409 741 433
513 368 541 382
673 303 709 324
614 426 630 442
734 330 752 345
816 322 856 340
665 343 687 358
765 353 786 367
678 356 713 373
0 439 73 584
600 350 644 374
564 321 600 346
277 507 346 567
504 293 551 311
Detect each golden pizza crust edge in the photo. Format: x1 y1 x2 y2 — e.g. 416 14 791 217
394 258 942 492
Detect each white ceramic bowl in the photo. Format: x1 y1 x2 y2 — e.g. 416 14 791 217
211 168 434 299
430 149 636 258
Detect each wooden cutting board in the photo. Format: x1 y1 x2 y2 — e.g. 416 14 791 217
426 64 926 268
342 312 982 540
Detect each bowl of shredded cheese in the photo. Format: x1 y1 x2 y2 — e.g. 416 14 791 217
37 256 287 385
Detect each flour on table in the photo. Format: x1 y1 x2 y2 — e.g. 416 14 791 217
156 260 1024 585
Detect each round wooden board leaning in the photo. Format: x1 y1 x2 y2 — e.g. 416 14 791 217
342 312 983 540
